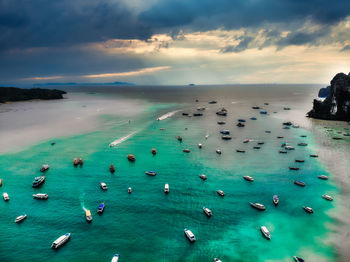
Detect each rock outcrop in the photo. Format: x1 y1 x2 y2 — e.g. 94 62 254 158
308 72 350 121
0 87 66 103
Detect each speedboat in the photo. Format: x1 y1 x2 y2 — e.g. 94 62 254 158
250 117 257 120
253 146 261 149
236 149 245 153
289 167 299 171
279 150 287 154
205 134 209 139
238 119 246 122
216 149 222 154
33 193 48 199
318 175 328 180
164 183 169 194
40 164 50 172
15 214 27 223
295 159 305 163
252 106 260 109
184 228 196 242
217 190 225 197
260 226 271 240
250 202 266 211
197 107 206 111
151 148 157 155
294 180 306 187
110 164 115 173
273 195 279 206
85 209 92 222
73 158 79 166
145 171 157 176
237 122 245 127
32 176 46 188
303 206 314 213
293 256 305 262
214 258 222 262
183 149 191 153
243 139 249 143
193 113 203 116
220 130 230 135
257 142 265 145
277 136 284 139
199 174 207 180
285 145 295 150
310 154 318 158
221 135 232 140
283 121 292 126
128 187 132 194
198 144 203 148
298 143 308 146
243 176 254 182
51 233 71 249
127 154 136 161
111 254 120 262
322 194 333 201
260 110 267 114
300 135 307 138
100 182 108 190
97 203 105 214
217 121 226 125
216 108 227 116
3 192 9 201
182 112 189 116
203 207 212 217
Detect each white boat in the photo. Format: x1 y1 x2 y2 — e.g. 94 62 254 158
303 206 314 213
15 214 27 223
164 183 169 194
198 143 202 148
318 175 329 180
40 164 50 172
203 207 212 217
111 254 120 262
51 233 71 249
243 176 254 182
260 226 271 240
322 194 333 201
85 209 93 222
214 259 222 262
205 134 209 139
3 192 9 201
243 139 249 143
33 193 48 199
100 182 108 190
217 190 225 197
128 187 132 194
184 228 196 242
199 174 207 180
250 202 266 210
216 149 222 154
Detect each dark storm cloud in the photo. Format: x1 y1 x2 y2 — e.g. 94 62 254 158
220 36 254 53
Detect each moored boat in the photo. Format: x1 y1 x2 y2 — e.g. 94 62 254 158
293 256 305 262
214 258 222 262
73 158 79 166
110 164 115 173
15 214 27 223
243 176 254 182
273 195 279 206
279 150 287 154
183 149 191 153
51 233 71 249
260 226 271 240
33 193 48 199
221 135 232 140
294 180 306 187
97 203 105 214
216 108 227 116
85 209 92 222
220 130 230 135
236 149 245 153
289 167 299 171
298 143 308 146
3 192 9 201
40 164 50 172
199 174 207 180
318 175 328 180
203 207 212 217
243 139 249 143
0 178 2 187
322 194 333 201
250 202 266 211
237 122 245 127
250 117 257 120
100 182 108 190
310 154 318 158
238 119 246 122
32 176 46 188
111 254 120 262
253 146 261 149
151 148 157 155
198 143 202 148
146 171 157 176
217 190 225 197
216 149 222 154
127 154 136 161
295 159 305 163
303 206 313 213
217 121 226 125
260 110 267 114
184 228 196 242
128 187 132 194
164 183 169 194
257 142 264 145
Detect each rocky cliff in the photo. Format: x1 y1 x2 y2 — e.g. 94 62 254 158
0 87 66 103
308 73 350 121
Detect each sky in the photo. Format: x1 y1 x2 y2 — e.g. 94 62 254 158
1 0 350 86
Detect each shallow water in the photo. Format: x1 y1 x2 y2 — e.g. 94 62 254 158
0 85 347 262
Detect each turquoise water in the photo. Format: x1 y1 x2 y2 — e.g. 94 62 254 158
0 86 339 261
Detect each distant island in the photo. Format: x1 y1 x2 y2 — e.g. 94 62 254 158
308 72 350 121
33 81 135 87
0 87 66 103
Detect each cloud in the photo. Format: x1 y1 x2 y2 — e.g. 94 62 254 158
82 66 171 78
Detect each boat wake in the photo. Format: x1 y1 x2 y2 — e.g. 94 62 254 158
109 131 136 147
157 110 179 121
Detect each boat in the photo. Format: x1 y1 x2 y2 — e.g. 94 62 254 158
285 145 295 150
203 207 212 217
128 187 132 194
0 178 2 187
237 122 245 127
197 107 206 111
193 113 203 116
220 130 230 135
100 182 108 190
295 159 305 163
257 142 265 145
243 139 249 143
249 202 266 211
318 175 328 180
127 154 136 161
145 171 157 176
198 143 203 148
293 256 305 262
264 102 269 105
333 137 343 140
217 121 226 125
85 209 92 222
199 174 207 180
277 136 284 139
209 101 217 104
273 195 279 205
15 214 27 223
221 135 232 140
283 121 292 126
292 125 300 128
238 119 246 122
260 110 267 114
51 142 56 146
205 134 209 139
298 143 308 146
160 128 165 130
217 190 225 197
33 193 48 199
250 117 257 120
182 112 189 116
236 149 245 153
216 149 222 154
243 176 254 182
216 108 227 116
253 146 261 149
3 192 9 201
177 136 183 142
279 150 287 154
184 228 196 242
294 180 306 187
73 158 79 166
322 194 333 201
214 259 222 262
111 254 120 262
283 126 290 129
260 226 271 240
183 149 191 153
151 148 157 155
110 164 115 173
265 130 271 133
32 176 46 188
310 154 318 158
97 203 105 214
289 167 299 171
164 183 169 194
51 233 71 249
283 107 291 110
300 135 307 138
303 206 314 213
40 164 50 172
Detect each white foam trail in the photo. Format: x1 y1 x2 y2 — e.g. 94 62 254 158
109 132 136 147
157 110 179 121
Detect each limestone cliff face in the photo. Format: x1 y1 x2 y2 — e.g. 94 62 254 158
0 87 66 103
308 73 350 121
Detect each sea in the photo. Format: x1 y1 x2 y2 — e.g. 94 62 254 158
0 84 349 262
